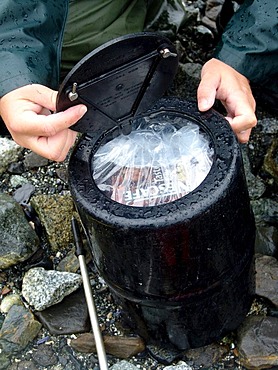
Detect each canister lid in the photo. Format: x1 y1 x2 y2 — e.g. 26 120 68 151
56 32 179 136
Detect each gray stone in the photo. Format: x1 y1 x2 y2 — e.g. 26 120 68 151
0 352 10 370
110 360 138 370
237 315 278 369
32 344 58 367
13 183 36 205
259 117 278 135
9 175 29 189
56 246 80 273
35 288 90 335
22 267 82 311
0 293 23 314
255 255 278 307
8 360 38 370
242 147 266 200
164 362 193 370
23 151 49 169
56 243 92 273
0 137 22 175
251 198 278 225
263 138 278 185
184 343 229 368
255 225 278 257
0 305 41 355
147 344 182 365
0 193 40 269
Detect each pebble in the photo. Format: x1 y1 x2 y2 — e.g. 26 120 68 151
70 333 145 358
0 137 22 175
35 288 90 335
32 344 58 367
237 316 278 369
164 362 193 370
255 255 278 307
110 360 139 370
0 1 277 369
23 151 49 169
21 267 82 311
13 183 36 205
0 293 23 314
0 305 41 355
0 193 40 269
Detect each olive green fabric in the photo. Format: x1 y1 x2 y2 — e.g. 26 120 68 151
61 0 149 71
215 0 278 94
0 0 68 96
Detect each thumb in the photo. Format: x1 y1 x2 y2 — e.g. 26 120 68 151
197 76 217 112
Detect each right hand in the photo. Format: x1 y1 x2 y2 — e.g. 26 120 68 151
0 84 87 161
197 58 257 143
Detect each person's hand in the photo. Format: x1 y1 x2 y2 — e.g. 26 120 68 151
0 84 87 161
197 58 257 143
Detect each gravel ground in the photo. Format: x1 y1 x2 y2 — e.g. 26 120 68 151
1 1 274 369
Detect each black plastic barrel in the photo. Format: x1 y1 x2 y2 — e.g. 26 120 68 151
68 97 255 350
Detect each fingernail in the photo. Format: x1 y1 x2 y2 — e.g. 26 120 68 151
199 99 210 111
79 105 87 116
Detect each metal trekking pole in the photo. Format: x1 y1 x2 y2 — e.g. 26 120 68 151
71 217 109 370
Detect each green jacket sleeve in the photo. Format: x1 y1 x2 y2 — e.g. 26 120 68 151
215 0 278 94
0 0 68 97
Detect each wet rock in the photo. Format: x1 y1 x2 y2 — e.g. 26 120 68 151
202 0 225 33
71 332 145 358
8 360 38 370
0 313 5 328
0 193 40 269
0 137 23 175
0 305 41 355
9 175 29 189
147 344 182 365
7 161 25 175
32 343 58 367
56 246 80 273
255 255 278 307
184 343 229 368
248 115 278 176
0 293 23 314
255 225 278 257
23 151 49 169
0 352 10 370
35 288 90 334
22 267 82 311
173 63 201 101
263 138 278 185
13 183 36 205
164 362 193 370
146 1 199 38
57 243 92 273
237 315 278 369
196 24 214 42
242 147 266 200
251 198 278 227
55 167 69 184
30 194 76 252
110 360 138 370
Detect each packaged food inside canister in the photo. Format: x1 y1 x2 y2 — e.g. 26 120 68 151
92 116 214 207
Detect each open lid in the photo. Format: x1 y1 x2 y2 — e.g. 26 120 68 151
56 32 179 136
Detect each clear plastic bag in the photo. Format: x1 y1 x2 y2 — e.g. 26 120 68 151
92 117 214 207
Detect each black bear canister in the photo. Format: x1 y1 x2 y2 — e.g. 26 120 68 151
57 33 255 350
